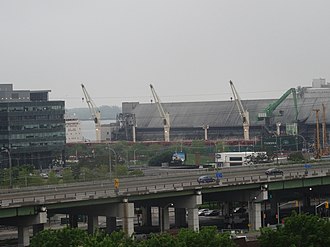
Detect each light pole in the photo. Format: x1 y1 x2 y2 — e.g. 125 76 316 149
296 134 307 151
277 201 296 224
315 201 329 216
1 147 12 188
107 144 117 179
133 149 137 165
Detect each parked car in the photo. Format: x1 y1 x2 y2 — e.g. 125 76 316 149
205 209 220 216
198 208 210 216
197 175 215 184
265 168 283 176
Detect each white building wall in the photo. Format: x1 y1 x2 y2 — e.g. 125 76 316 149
65 118 83 143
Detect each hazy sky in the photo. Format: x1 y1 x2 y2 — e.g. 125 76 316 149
1 0 330 109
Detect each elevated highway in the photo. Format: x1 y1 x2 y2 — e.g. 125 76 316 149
1 162 330 246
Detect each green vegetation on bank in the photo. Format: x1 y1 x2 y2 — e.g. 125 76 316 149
0 141 311 189
29 213 330 247
258 212 330 247
30 226 236 247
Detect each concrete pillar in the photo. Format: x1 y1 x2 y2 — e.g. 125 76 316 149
158 207 162 231
248 202 262 231
69 214 78 228
187 208 199 232
18 226 30 247
159 206 170 232
121 202 134 237
87 215 99 234
222 202 230 217
33 223 44 236
17 212 47 247
175 208 186 227
106 216 117 234
141 206 152 226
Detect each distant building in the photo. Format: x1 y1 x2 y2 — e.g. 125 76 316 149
112 79 330 147
65 113 83 143
101 122 120 142
0 84 65 168
312 78 328 88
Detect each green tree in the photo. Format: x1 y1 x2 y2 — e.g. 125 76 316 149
47 171 59 184
258 212 330 247
142 232 178 247
148 150 173 166
30 227 89 247
176 227 236 247
287 151 305 162
115 164 128 176
62 167 75 183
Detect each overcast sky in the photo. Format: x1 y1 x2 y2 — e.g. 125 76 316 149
1 0 330 109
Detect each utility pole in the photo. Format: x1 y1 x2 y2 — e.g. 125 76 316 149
313 109 321 159
322 103 327 154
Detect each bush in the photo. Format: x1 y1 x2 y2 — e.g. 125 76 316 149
287 151 305 162
148 150 173 166
258 212 330 247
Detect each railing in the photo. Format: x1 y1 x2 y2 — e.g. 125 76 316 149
1 168 329 209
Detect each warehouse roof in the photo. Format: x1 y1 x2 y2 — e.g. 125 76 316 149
122 90 330 129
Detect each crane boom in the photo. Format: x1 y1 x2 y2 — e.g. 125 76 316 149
81 83 101 142
149 84 170 142
258 88 298 121
229 80 250 140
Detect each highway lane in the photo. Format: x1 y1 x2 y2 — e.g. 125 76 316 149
0 162 329 207
0 162 328 198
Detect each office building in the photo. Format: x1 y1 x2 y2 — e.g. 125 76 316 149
0 84 65 168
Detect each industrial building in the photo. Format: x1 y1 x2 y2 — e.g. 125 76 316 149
111 79 330 153
65 113 83 143
0 84 65 169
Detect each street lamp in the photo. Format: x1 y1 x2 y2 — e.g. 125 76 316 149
277 201 297 224
296 134 307 151
1 147 12 188
315 201 329 216
133 149 137 165
106 144 117 179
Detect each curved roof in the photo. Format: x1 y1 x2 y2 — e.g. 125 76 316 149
123 94 329 129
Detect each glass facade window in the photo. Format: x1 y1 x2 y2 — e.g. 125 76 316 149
0 99 65 168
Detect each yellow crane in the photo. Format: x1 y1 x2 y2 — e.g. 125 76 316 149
81 83 101 142
149 84 170 142
229 80 250 140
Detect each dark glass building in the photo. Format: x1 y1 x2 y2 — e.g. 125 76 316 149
0 84 65 169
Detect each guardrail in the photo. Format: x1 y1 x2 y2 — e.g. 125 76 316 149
1 168 329 209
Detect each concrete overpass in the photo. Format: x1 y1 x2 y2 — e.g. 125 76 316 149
1 162 330 246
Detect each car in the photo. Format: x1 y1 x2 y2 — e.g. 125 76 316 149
198 208 210 216
40 173 48 179
205 209 220 216
197 175 215 184
265 168 283 176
